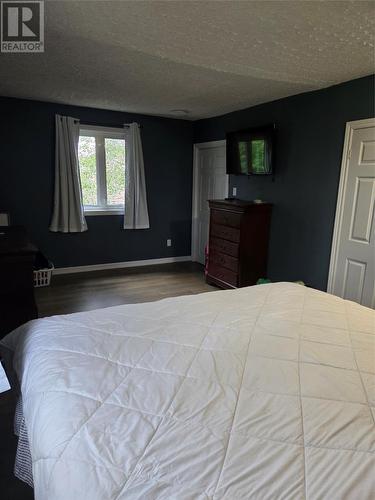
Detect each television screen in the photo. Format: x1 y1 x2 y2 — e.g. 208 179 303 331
226 125 275 175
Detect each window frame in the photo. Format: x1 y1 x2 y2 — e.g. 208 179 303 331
79 125 126 216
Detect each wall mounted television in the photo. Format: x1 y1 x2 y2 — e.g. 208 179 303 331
226 124 275 175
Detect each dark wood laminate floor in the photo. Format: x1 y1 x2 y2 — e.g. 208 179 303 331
36 261 213 316
1 262 214 499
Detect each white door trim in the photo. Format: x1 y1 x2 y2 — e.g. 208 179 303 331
327 117 375 293
191 140 227 261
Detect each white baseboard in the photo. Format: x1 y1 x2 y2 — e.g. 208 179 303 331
54 256 192 275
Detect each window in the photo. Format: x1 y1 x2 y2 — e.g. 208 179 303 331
78 126 125 215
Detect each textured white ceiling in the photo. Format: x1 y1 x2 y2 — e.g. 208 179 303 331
0 0 374 119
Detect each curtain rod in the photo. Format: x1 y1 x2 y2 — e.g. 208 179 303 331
67 118 142 128
124 123 141 128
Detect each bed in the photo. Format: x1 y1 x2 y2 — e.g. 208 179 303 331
1 282 374 499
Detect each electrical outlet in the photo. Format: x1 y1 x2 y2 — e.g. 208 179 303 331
167 239 172 247
232 187 237 197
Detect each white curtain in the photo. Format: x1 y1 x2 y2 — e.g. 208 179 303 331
50 115 87 233
124 123 150 229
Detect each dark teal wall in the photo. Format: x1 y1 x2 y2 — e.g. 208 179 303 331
1 76 373 281
193 76 375 290
0 98 194 267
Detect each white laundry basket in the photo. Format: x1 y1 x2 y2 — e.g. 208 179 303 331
33 267 53 287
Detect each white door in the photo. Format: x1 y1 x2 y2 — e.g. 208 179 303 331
329 119 375 308
192 142 228 264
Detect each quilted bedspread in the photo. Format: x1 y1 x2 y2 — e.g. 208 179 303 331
1 282 375 499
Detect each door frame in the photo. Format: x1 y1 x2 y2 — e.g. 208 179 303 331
191 140 228 262
327 117 375 294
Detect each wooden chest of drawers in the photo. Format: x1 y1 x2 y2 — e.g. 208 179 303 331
206 200 272 289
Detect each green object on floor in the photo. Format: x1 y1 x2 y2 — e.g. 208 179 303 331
257 278 271 285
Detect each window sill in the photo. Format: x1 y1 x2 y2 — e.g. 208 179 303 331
84 208 123 216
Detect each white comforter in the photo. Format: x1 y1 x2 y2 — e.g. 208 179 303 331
2 283 375 499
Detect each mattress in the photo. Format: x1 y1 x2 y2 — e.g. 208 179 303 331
1 282 374 499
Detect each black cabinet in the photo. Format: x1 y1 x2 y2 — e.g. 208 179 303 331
0 226 38 338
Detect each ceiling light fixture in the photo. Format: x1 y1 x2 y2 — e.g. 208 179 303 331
170 109 190 116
